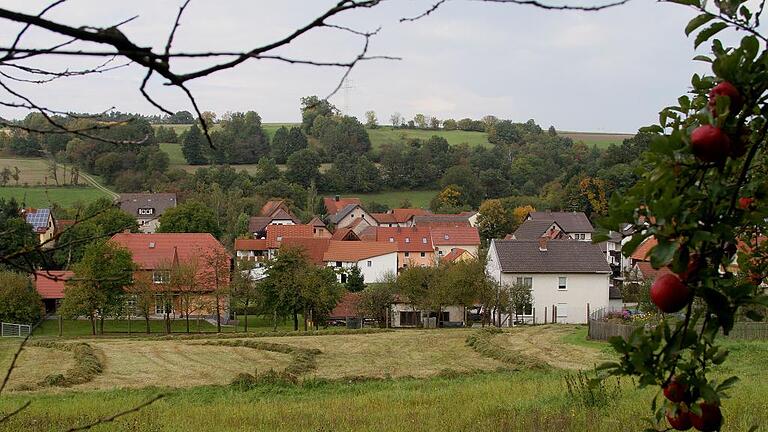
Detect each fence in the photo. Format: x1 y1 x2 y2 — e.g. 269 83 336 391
587 307 768 341
1 322 32 338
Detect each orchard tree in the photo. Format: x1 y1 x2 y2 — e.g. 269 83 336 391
477 199 512 242
390 112 402 127
414 113 427 129
158 200 221 238
365 110 379 129
285 148 321 187
0 271 43 324
596 3 768 431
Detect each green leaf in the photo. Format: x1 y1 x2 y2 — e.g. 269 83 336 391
694 22 729 49
717 376 739 392
693 54 713 62
668 0 701 6
650 240 678 269
686 13 715 36
741 35 759 60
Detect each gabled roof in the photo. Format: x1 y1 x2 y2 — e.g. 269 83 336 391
34 270 73 299
110 233 229 270
323 240 397 262
324 197 362 215
512 219 564 240
265 224 314 249
234 238 268 251
631 237 657 261
23 208 51 233
430 226 480 246
328 203 364 224
442 248 470 263
282 237 331 265
308 216 327 228
248 216 272 234
259 199 289 218
270 208 298 221
492 239 610 273
118 193 176 218
366 226 434 252
634 261 672 280
527 211 594 233
412 214 471 227
371 213 398 224
330 292 361 319
331 228 360 241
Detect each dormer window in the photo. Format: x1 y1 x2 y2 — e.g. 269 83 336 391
277 236 283 241
405 237 410 243
422 237 427 244
389 237 394 243
444 234 449 240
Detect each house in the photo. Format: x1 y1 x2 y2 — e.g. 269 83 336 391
412 214 473 227
486 237 611 324
509 219 567 241
234 239 269 263
331 227 361 241
430 226 481 259
22 207 55 245
323 196 362 217
526 211 594 241
308 216 332 238
328 202 377 229
281 237 331 265
248 200 300 238
118 193 177 233
390 297 465 328
328 292 362 326
34 270 73 313
111 232 231 318
323 240 398 283
361 226 436 269
371 208 431 227
440 248 474 263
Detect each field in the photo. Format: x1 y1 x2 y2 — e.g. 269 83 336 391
0 326 765 431
359 190 438 209
0 186 109 207
558 131 634 148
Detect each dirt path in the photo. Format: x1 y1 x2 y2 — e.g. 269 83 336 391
492 325 610 370
77 170 118 199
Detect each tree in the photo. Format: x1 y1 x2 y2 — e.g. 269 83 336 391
364 110 378 129
157 200 221 238
414 113 427 129
261 246 310 331
488 119 521 146
346 265 366 292
0 271 42 324
253 157 282 184
155 126 179 143
182 124 207 165
285 148 321 187
477 199 512 242
210 111 269 164
169 258 202 333
511 205 536 230
390 112 402 127
301 96 338 133
508 281 533 324
60 240 134 335
0 198 40 272
357 273 397 327
429 116 440 130
230 260 259 332
299 266 343 330
442 119 457 131
125 272 155 334
201 247 231 333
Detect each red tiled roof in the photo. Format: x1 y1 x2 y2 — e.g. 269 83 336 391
260 200 286 218
631 237 658 261
281 238 330 265
265 224 314 248
323 240 397 262
431 226 480 246
111 233 230 270
35 270 73 299
330 292 361 318
635 261 672 280
331 228 360 241
308 216 326 228
366 226 434 252
442 248 469 263
324 197 362 215
391 208 430 222
358 226 378 241
371 213 398 224
234 238 268 251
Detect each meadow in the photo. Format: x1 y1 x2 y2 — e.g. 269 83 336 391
0 186 109 207
0 326 765 431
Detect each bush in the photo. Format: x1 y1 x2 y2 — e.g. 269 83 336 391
0 271 43 324
564 370 621 408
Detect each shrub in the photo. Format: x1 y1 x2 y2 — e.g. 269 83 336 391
0 271 43 324
564 369 621 408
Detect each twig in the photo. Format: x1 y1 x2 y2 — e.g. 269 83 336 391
64 394 164 432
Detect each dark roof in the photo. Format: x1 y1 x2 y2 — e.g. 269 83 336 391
412 214 471 227
609 285 622 300
329 203 361 224
270 208 299 222
492 239 611 273
512 219 563 240
528 211 594 233
308 216 327 228
248 216 272 234
118 193 177 219
330 292 361 319
23 208 51 232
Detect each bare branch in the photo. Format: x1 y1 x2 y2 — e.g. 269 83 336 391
64 394 164 432
400 0 449 22
478 0 631 11
0 400 31 424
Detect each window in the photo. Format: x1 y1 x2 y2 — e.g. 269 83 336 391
516 277 533 287
405 237 411 243
515 303 533 316
389 237 394 243
341 273 347 284
438 250 444 256
152 271 170 284
558 277 567 290
422 237 427 244
444 234 449 240
138 208 154 215
399 311 420 326
155 295 171 314
420 252 426 257
404 252 410 257
557 303 568 318
336 261 342 267
367 260 372 267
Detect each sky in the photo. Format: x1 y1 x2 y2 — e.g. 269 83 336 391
0 0 726 133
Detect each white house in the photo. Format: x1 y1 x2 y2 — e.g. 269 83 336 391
486 237 612 324
322 240 397 283
118 193 177 233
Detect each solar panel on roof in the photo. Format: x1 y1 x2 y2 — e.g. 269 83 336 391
25 209 50 229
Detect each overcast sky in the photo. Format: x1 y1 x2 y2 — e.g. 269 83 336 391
0 0 723 132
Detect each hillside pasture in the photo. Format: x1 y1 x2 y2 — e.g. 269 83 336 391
359 190 438 209
558 131 634 148
0 157 56 186
0 186 109 207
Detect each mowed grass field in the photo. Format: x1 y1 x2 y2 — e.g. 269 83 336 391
0 326 766 431
0 186 109 207
359 190 438 209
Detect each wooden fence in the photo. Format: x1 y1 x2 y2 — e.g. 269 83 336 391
587 307 768 341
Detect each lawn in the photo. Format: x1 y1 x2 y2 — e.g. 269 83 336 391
558 131 634 148
359 190 438 209
0 326 765 431
367 127 491 149
0 186 109 207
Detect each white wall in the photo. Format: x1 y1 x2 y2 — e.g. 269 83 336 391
497 272 610 324
436 244 479 259
390 303 465 327
138 218 160 233
326 252 397 283
335 206 377 229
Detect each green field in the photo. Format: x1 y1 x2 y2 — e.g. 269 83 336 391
359 190 438 209
0 326 765 431
559 131 634 148
0 186 109 207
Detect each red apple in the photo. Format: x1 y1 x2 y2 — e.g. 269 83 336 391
708 81 742 115
738 197 755 210
691 125 731 163
651 274 692 313
664 378 689 403
668 409 693 431
690 402 722 432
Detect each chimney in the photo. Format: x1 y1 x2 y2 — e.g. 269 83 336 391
538 236 548 252
334 195 340 201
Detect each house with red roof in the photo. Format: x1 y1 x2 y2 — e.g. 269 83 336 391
430 226 481 260
235 224 315 263
440 248 474 263
324 196 378 230
308 216 332 238
248 199 300 238
371 208 432 227
111 233 231 318
34 270 73 313
323 240 398 283
361 226 436 269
